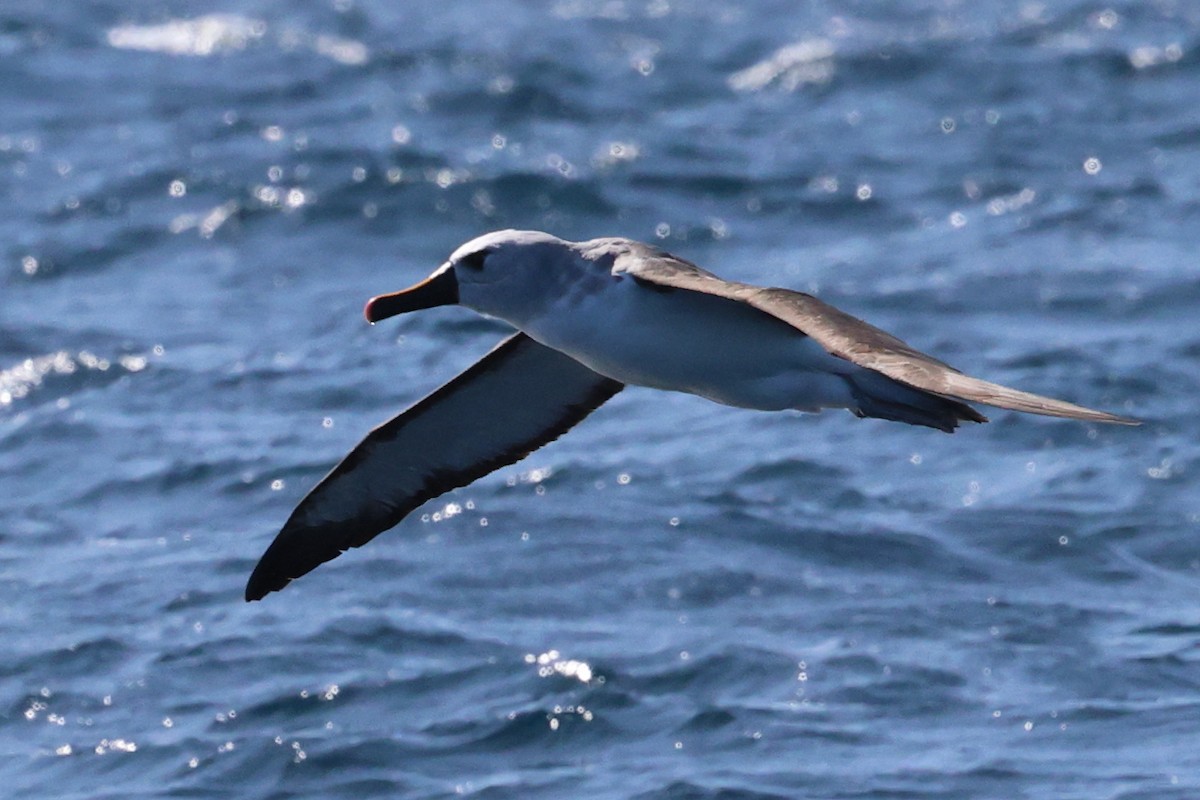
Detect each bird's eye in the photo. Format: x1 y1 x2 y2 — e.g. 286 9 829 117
458 249 492 271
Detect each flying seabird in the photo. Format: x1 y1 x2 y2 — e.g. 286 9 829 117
245 230 1138 601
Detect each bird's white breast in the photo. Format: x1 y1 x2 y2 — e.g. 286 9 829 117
519 273 856 412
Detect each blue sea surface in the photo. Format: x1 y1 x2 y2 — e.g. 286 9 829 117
1 1 1196 797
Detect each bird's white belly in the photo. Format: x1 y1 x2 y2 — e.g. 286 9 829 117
520 279 856 412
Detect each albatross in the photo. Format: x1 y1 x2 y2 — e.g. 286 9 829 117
245 229 1138 600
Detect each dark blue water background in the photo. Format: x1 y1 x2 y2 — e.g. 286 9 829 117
1 2 1196 797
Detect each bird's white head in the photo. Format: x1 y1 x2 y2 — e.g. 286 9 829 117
364 230 580 327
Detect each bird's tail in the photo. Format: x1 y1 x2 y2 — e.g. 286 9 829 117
845 372 987 433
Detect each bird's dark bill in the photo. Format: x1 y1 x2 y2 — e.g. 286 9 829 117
364 267 459 322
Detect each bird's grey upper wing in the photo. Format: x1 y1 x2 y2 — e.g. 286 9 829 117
245 333 623 601
613 247 1137 425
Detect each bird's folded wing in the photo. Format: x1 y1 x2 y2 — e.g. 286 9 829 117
615 249 1137 425
246 333 623 600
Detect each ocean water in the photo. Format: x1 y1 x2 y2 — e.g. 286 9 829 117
1 1 1196 797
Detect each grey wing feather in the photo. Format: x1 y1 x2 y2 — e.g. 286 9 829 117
614 247 1137 426
246 333 623 601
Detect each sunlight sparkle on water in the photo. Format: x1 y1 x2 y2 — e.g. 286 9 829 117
106 15 265 56
526 650 594 683
0 350 151 406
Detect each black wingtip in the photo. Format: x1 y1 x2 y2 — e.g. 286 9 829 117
244 555 293 602
243 571 276 602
